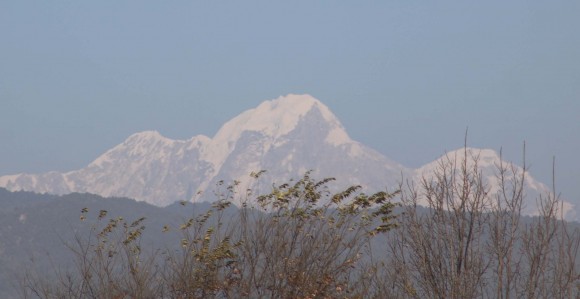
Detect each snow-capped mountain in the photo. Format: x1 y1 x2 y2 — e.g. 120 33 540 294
0 131 214 207
0 94 408 207
413 147 575 220
0 94 575 219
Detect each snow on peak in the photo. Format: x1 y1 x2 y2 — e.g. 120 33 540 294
123 130 211 148
416 147 505 178
204 94 351 167
413 147 576 220
442 147 501 164
88 131 172 168
125 130 168 143
221 94 336 140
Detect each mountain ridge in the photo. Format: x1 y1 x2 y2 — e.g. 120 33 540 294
0 94 574 219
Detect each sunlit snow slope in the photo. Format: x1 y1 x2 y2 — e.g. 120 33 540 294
0 94 574 219
0 94 406 207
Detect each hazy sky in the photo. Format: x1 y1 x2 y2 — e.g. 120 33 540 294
1 2 579 201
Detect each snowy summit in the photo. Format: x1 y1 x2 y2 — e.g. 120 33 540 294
206 94 351 167
0 94 574 220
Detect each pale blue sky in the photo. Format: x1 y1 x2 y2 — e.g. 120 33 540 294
1 1 579 201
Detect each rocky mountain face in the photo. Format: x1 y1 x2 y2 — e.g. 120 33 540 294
0 94 575 219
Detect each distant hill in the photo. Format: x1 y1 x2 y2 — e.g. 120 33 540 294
0 188 212 298
1 186 578 298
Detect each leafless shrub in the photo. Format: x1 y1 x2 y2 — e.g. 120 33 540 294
21 211 162 299
382 144 580 299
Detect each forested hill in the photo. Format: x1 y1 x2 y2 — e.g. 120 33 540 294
0 188 213 298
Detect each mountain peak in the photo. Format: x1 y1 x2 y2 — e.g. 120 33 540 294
222 94 338 140
417 147 503 175
203 94 351 167
257 93 320 113
87 131 173 169
126 130 167 142
443 147 500 164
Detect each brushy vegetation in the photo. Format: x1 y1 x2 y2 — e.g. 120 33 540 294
380 146 580 298
20 170 398 299
19 146 580 299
